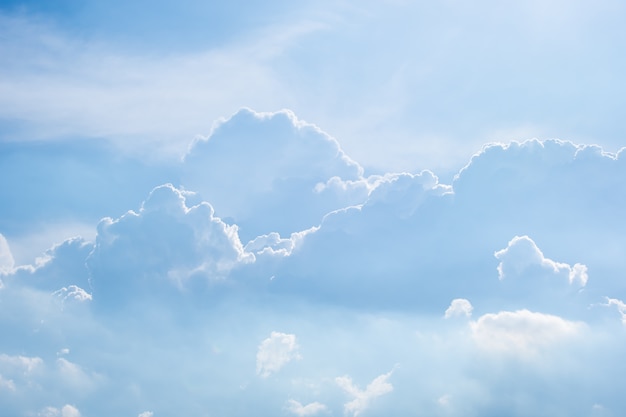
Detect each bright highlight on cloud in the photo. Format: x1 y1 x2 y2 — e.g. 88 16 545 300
256 332 301 378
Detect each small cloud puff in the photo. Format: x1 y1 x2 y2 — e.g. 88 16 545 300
470 309 584 356
256 331 301 378
336 369 394 417
285 399 327 416
138 412 154 417
53 285 92 303
444 299 473 318
495 235 588 286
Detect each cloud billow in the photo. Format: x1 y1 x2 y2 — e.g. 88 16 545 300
2 109 626 416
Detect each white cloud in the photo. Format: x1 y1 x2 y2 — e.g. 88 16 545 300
494 235 588 286
336 370 394 417
256 331 301 378
244 227 319 257
86 183 254 306
182 108 364 239
0 233 14 274
138 412 154 417
444 299 473 319
470 310 584 356
0 353 43 374
61 405 81 417
285 399 327 416
53 285 92 303
604 297 626 325
37 405 81 417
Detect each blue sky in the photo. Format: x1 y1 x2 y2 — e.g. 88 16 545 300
2 1 626 416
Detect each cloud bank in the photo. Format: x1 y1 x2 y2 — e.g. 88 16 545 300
1 109 626 416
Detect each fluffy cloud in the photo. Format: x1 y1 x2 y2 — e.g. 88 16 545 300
138 412 154 417
3 109 626 416
285 399 327 416
495 235 588 286
182 108 365 239
444 299 473 319
470 310 584 357
86 183 253 309
256 332 301 378
336 370 394 417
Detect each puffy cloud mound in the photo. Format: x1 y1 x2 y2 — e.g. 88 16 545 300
470 309 584 357
256 331 301 378
87 183 253 309
495 235 588 286
445 299 473 318
182 108 366 239
336 370 394 417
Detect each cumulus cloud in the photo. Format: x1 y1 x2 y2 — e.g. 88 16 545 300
182 108 365 239
495 235 588 286
444 299 473 319
138 412 154 417
256 331 301 378
336 370 394 417
470 310 584 356
285 399 327 416
86 183 254 308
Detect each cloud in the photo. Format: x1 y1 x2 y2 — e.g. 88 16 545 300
256 331 301 378
285 399 327 416
604 298 626 325
182 108 364 240
336 370 394 417
53 286 92 304
138 412 154 417
38 405 81 417
86 183 254 308
495 235 588 286
470 310 584 357
444 299 473 319
0 233 14 274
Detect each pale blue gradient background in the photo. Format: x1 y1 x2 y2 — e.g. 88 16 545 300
1 2 626 417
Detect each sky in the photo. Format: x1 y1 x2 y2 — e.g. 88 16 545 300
1 1 626 416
